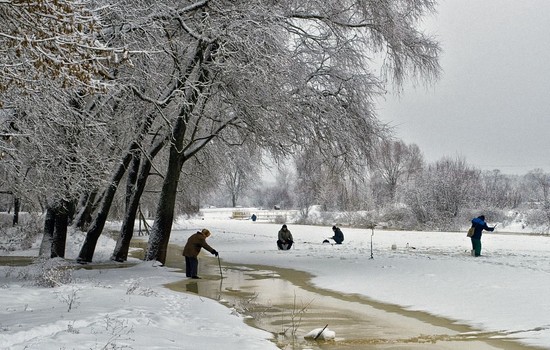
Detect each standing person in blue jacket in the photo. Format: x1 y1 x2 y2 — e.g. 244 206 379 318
470 215 496 257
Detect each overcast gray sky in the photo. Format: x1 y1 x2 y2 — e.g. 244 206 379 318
377 0 550 175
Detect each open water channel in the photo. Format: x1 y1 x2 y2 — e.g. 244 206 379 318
136 243 538 350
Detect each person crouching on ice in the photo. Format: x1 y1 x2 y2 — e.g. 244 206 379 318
277 224 294 250
331 226 344 244
182 229 218 279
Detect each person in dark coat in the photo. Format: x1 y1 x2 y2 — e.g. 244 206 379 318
182 229 218 279
470 215 495 257
277 224 294 250
331 226 344 244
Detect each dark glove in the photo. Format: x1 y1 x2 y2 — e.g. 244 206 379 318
213 250 219 257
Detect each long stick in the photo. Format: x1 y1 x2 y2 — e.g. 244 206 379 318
217 255 223 279
370 225 375 259
370 230 374 259
314 324 329 340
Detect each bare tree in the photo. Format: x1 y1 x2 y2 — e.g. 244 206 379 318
220 146 261 207
405 157 480 228
526 169 550 206
479 170 522 209
370 140 424 202
524 169 550 231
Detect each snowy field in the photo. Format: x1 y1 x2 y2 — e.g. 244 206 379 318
1 208 550 349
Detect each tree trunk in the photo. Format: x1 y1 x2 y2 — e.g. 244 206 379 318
73 191 98 231
39 201 69 258
51 203 69 258
112 152 155 262
144 42 216 264
145 149 184 264
12 197 19 226
39 206 56 257
111 196 140 262
76 152 133 263
144 110 191 264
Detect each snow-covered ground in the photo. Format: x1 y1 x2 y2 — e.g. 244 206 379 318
1 208 550 349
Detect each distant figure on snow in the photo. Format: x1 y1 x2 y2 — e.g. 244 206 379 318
331 226 344 244
277 224 294 250
182 229 218 279
469 215 495 257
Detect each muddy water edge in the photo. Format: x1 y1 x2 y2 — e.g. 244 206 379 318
127 242 540 350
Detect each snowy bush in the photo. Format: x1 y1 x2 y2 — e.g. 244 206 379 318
273 214 287 225
379 206 418 230
125 278 157 297
92 315 135 349
56 286 81 312
229 292 265 318
31 258 73 288
335 211 376 229
525 209 550 234
300 210 336 226
0 212 42 252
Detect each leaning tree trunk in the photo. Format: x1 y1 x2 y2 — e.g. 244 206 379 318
76 151 133 263
111 157 152 261
111 154 141 262
144 101 193 264
73 191 98 231
111 192 141 262
112 138 164 262
144 41 217 264
145 149 184 264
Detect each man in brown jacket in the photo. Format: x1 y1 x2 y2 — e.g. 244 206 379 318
182 229 218 279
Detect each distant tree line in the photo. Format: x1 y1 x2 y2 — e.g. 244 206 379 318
205 141 550 233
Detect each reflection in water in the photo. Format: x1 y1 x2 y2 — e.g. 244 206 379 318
186 282 198 294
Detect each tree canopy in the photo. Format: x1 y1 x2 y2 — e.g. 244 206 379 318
1 0 441 264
